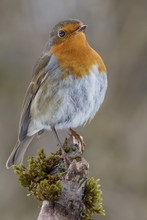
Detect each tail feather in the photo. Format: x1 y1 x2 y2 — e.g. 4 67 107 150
6 136 34 169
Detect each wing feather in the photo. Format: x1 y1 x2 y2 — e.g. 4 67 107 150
18 51 51 141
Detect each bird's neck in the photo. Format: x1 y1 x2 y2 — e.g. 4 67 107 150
51 33 106 78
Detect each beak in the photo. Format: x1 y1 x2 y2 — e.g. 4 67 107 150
75 24 88 32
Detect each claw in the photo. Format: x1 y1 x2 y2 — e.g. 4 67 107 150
69 128 85 153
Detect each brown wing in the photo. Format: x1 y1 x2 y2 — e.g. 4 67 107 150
18 52 51 141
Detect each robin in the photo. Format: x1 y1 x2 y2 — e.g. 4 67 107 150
6 19 107 168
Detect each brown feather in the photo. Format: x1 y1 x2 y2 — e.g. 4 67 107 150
18 56 50 141
6 136 34 168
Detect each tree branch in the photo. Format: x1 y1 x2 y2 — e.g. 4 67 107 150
14 130 105 220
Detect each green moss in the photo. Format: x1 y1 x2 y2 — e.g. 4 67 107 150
13 149 64 201
64 145 76 153
35 176 62 201
81 177 105 220
13 148 105 219
74 156 82 162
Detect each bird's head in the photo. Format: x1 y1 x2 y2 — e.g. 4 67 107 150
49 19 106 77
50 19 87 46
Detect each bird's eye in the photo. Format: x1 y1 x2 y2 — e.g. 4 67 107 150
58 30 66 38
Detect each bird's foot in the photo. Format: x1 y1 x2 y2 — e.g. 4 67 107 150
57 142 71 166
53 127 85 167
69 128 85 153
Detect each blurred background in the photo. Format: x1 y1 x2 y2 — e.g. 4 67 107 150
0 0 147 219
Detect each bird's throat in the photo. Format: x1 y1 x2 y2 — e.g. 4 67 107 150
51 33 106 78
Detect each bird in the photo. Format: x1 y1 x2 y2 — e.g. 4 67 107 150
6 18 107 168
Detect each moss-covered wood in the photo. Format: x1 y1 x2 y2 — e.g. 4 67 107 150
13 131 105 220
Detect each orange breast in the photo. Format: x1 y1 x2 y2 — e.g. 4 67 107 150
51 32 106 78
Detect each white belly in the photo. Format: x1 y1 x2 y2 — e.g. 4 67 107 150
28 65 107 136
